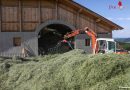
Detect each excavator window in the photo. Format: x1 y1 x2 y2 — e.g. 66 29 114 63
99 40 107 50
108 41 116 52
97 40 107 53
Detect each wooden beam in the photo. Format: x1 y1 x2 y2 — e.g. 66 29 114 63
94 21 97 34
96 19 101 23
55 0 58 20
38 0 41 24
0 0 2 32
2 21 39 23
76 8 82 28
19 0 22 32
78 8 82 13
1 30 22 32
75 13 79 28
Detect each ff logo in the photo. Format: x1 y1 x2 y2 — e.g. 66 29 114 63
118 0 123 9
109 0 124 10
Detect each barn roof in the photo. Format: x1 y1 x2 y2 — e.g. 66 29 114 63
63 0 123 30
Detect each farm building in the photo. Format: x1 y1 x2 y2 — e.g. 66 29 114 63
0 0 123 57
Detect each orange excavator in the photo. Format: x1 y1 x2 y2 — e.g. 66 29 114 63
62 27 128 54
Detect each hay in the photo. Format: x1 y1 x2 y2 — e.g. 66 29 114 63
0 50 130 90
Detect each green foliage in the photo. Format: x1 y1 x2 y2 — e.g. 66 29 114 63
119 42 130 50
0 50 130 90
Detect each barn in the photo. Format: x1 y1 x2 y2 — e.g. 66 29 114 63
0 0 123 57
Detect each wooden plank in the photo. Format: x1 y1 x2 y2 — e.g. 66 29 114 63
41 8 53 22
55 0 58 20
76 9 82 28
94 21 97 33
21 0 39 31
1 23 19 32
38 0 41 24
75 12 79 28
22 8 38 22
0 21 38 23
2 21 19 23
2 7 18 22
58 7 75 25
22 23 38 32
19 0 22 32
1 0 20 32
41 0 54 8
23 21 39 23
0 1 1 32
22 0 38 7
1 0 19 6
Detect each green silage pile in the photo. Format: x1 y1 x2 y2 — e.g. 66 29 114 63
0 50 130 90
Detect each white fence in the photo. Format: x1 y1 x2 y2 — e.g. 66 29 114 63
0 53 25 58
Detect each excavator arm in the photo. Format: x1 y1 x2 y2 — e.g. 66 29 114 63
64 30 81 39
64 27 97 39
63 27 97 54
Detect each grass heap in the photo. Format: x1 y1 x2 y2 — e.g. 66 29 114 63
0 50 130 90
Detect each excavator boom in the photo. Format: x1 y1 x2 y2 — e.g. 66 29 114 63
64 30 80 39
63 28 97 54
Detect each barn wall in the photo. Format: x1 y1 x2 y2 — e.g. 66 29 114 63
97 23 112 38
0 32 38 57
0 0 112 33
0 0 113 57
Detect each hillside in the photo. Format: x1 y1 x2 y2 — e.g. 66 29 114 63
115 38 130 43
0 50 130 90
114 38 130 50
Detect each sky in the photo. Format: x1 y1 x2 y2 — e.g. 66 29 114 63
74 0 130 38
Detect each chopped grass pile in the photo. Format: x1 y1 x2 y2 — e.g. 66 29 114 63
0 50 130 90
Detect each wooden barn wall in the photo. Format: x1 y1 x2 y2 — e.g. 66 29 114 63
0 0 113 57
58 3 76 27
0 0 111 33
97 23 111 33
1 0 19 32
41 0 55 22
79 14 95 31
22 0 39 31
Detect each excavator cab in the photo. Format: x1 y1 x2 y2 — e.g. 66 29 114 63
96 38 116 54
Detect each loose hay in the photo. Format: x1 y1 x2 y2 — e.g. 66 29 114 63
0 49 130 90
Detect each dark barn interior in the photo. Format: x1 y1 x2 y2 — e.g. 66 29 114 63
38 24 73 55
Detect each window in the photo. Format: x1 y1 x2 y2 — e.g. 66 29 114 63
13 37 21 46
99 40 107 50
85 39 90 46
108 41 116 52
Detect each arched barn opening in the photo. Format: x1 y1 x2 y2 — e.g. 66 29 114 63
38 24 74 55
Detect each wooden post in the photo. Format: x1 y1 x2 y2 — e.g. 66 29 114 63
94 21 97 34
38 0 41 24
55 0 58 20
0 0 2 32
19 0 22 32
75 13 79 28
76 8 82 28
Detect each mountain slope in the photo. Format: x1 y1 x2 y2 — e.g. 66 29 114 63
115 38 130 43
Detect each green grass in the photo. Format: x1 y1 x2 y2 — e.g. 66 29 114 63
0 50 130 90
